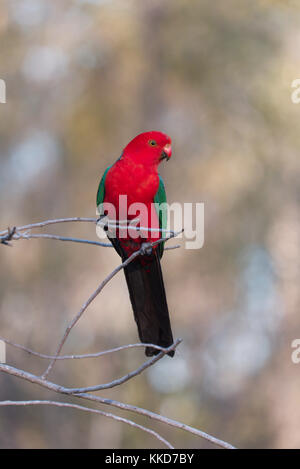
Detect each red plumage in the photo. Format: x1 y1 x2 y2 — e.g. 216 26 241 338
98 131 175 356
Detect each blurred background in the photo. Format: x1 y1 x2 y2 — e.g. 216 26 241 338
0 0 299 449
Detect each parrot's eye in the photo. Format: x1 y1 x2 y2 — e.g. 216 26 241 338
148 139 157 147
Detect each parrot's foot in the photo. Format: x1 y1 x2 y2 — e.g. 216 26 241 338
140 242 152 256
96 214 109 231
96 212 107 223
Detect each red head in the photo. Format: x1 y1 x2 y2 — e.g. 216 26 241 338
122 131 172 166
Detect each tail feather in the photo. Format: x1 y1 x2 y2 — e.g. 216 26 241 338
124 250 174 357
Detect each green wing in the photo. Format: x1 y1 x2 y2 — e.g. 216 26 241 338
97 164 125 258
154 175 168 258
96 165 111 214
97 155 123 211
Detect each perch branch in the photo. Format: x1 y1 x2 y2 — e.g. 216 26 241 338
0 400 173 449
0 217 180 250
0 361 235 449
0 335 180 360
0 218 235 449
0 217 98 237
42 229 183 380
48 339 181 394
0 226 16 246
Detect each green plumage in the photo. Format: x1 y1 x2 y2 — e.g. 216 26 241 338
96 165 111 214
154 175 167 257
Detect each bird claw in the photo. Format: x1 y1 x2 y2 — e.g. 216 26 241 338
140 242 152 256
96 214 109 232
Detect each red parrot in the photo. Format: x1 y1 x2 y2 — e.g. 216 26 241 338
97 131 174 357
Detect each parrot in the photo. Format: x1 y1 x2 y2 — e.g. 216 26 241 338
96 131 174 357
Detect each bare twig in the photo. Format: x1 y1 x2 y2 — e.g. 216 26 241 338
0 362 235 449
97 218 178 234
0 336 180 360
0 338 181 395
52 339 181 394
41 249 142 379
42 229 183 380
165 244 180 250
0 218 180 250
16 232 112 248
0 400 174 449
0 216 180 238
80 393 236 450
12 232 179 251
0 218 235 449
0 217 98 238
0 226 16 246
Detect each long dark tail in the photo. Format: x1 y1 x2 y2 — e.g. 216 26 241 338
123 250 174 357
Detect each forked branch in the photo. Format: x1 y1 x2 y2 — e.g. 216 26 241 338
0 217 235 449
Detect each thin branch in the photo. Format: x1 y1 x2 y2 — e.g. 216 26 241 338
0 336 180 360
0 216 179 238
0 217 234 449
0 337 181 394
0 217 98 237
79 393 236 450
8 232 179 250
41 248 142 379
97 218 178 234
42 229 183 380
0 400 173 449
53 339 181 394
0 226 16 246
0 362 235 449
165 244 180 250
0 218 180 250
16 233 112 248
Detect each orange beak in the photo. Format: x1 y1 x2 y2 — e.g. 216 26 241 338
161 143 172 161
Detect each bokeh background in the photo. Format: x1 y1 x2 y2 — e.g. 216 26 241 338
0 0 300 449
